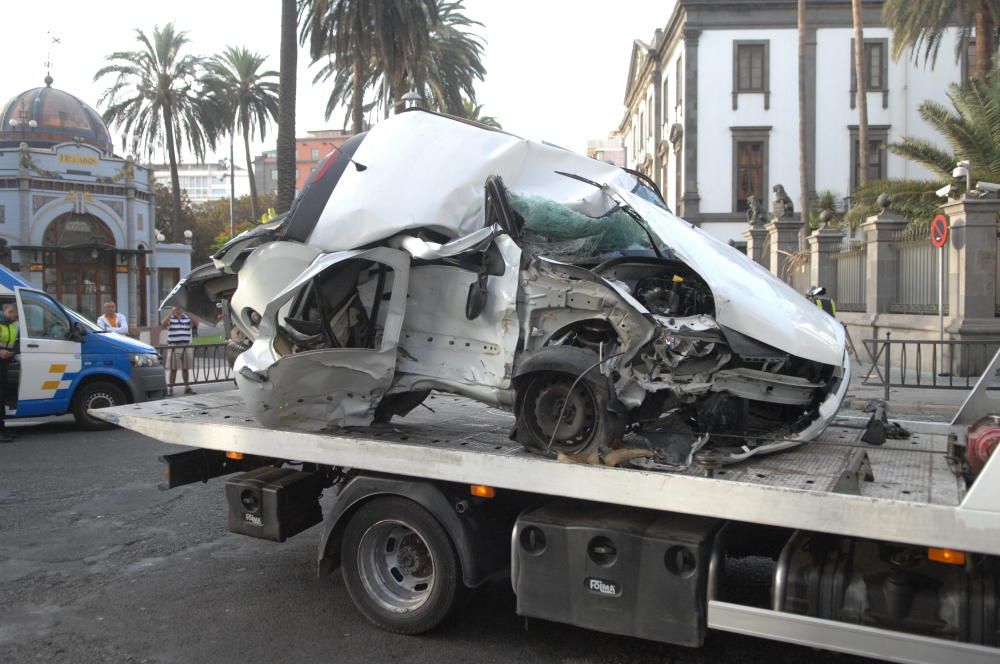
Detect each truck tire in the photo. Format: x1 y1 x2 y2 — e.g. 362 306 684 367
341 497 465 635
72 381 127 430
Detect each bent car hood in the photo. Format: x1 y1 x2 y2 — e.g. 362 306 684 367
295 110 844 367
610 185 845 367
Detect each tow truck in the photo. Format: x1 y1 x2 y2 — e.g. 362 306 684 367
92 352 1000 663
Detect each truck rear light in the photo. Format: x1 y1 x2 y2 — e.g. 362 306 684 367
470 484 496 498
967 416 1000 474
928 547 966 565
226 451 244 460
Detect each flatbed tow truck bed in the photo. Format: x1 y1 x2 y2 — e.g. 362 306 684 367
95 391 1000 663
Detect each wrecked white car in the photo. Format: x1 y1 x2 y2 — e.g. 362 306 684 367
168 110 850 468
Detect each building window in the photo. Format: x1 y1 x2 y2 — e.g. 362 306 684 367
310 148 319 160
270 168 278 182
733 41 770 110
849 125 890 191
963 39 977 84
0 205 4 224
662 77 669 126
851 38 889 109
639 111 645 150
137 213 144 231
675 56 683 111
731 126 772 213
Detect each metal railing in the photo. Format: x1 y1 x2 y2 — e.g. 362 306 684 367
861 333 1000 400
155 342 234 385
889 240 949 315
832 241 866 312
788 256 811 294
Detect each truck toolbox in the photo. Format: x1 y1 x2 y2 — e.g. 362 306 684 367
513 500 720 646
225 466 323 542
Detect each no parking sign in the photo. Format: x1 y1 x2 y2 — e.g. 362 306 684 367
931 214 949 248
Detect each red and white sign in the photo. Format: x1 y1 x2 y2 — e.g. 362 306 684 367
930 214 949 248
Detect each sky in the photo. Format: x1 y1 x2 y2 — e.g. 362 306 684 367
2 0 670 163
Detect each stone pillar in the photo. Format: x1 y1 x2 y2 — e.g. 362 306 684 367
766 217 802 277
808 225 844 301
743 225 769 267
125 184 138 329
941 197 1000 374
860 209 907 315
17 175 31 280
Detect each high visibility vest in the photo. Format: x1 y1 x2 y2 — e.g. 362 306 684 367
813 297 836 316
0 321 16 351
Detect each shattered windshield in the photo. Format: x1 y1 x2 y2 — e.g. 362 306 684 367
509 191 662 262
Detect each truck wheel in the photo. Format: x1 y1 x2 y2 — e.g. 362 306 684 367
514 369 624 456
72 381 127 430
341 497 464 635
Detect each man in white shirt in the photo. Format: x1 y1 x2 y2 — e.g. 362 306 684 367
96 301 129 335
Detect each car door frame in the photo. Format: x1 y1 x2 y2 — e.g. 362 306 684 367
13 286 83 416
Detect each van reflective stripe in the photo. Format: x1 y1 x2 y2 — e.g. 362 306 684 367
50 363 67 373
42 380 60 390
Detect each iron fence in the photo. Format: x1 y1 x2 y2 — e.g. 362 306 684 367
889 239 949 315
861 332 1000 400
832 241 866 312
788 255 811 295
156 342 234 385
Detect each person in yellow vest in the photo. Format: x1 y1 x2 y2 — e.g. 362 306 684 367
806 285 836 316
0 302 19 442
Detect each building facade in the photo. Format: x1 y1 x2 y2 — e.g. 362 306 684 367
0 78 189 330
586 133 626 167
152 161 250 205
620 0 965 243
295 129 352 190
253 149 278 197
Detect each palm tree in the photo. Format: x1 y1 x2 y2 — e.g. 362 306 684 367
853 0 871 191
460 98 501 129
204 47 280 222
95 24 209 243
846 77 1000 232
412 1 485 115
277 0 298 213
797 0 810 247
884 0 1000 80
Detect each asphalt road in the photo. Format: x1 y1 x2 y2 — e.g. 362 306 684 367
0 418 879 664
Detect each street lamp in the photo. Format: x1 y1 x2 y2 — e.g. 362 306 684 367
400 90 424 112
218 157 236 239
183 229 193 244
8 112 38 142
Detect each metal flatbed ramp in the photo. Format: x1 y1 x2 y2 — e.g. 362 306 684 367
95 390 1000 555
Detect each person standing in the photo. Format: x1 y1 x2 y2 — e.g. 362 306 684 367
161 306 199 395
96 301 129 335
0 303 19 442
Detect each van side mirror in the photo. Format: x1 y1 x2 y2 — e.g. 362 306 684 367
69 321 87 342
466 273 488 320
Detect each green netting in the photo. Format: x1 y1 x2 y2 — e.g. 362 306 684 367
508 192 651 258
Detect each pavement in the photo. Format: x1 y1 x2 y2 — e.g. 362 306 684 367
0 382 885 664
841 358 970 421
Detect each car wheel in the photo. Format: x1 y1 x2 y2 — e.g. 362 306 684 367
341 497 465 635
515 368 624 456
72 381 127 430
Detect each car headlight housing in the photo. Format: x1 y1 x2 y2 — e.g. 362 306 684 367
131 353 161 367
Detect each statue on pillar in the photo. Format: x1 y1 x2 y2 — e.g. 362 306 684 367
771 184 795 219
746 195 766 227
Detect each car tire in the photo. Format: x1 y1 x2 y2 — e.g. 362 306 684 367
341 497 465 635
72 381 127 430
514 365 624 456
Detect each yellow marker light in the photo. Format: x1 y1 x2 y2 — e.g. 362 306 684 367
225 451 245 460
928 548 966 565
470 484 496 499
672 275 684 283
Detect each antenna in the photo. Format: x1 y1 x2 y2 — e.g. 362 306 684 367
44 31 61 86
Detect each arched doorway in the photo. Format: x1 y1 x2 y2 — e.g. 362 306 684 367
42 214 117 322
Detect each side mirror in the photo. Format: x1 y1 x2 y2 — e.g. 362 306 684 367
465 273 488 320
69 321 87 342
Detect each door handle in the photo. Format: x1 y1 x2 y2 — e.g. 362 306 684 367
26 343 39 348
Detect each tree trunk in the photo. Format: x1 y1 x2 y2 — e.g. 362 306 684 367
276 0 297 213
798 0 810 248
975 1 995 80
243 116 260 222
853 0 870 192
352 54 365 134
229 131 236 239
162 104 183 244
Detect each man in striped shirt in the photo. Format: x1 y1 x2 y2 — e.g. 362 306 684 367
160 306 200 395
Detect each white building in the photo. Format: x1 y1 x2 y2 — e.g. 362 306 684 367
152 162 251 205
620 0 967 243
586 133 626 167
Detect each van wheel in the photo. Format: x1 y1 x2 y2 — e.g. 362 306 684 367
341 497 464 635
72 381 127 430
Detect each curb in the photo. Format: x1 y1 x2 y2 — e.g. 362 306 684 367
844 398 957 418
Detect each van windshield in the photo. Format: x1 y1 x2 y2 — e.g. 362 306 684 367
65 308 103 332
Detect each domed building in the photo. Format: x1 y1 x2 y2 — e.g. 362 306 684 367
0 77 189 331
